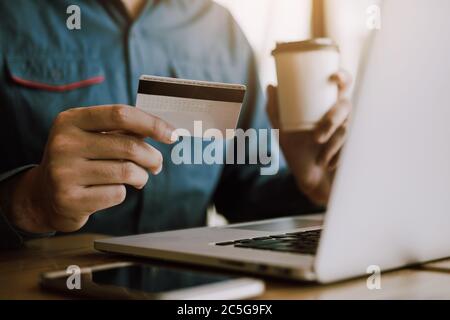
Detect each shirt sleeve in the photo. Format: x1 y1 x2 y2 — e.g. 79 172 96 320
0 165 54 250
213 13 324 223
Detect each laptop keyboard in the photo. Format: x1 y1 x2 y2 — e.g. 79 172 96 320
215 229 322 255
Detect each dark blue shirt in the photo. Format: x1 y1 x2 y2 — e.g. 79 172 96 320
0 0 318 249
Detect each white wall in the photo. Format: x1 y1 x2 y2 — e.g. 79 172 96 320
216 0 312 87
215 0 378 91
325 0 381 90
208 0 378 226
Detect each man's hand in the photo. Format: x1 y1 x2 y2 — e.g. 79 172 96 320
6 105 177 233
267 71 352 205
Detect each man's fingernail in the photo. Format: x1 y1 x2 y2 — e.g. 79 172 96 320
317 133 328 144
314 130 322 142
154 165 163 175
168 130 179 143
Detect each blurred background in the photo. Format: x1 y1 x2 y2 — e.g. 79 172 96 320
216 0 381 92
209 0 381 226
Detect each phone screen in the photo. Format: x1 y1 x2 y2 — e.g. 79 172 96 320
91 265 233 294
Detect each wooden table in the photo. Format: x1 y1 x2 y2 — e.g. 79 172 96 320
1 234 449 300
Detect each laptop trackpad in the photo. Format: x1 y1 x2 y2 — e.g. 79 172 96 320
227 218 322 232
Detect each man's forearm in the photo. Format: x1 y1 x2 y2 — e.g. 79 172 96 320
0 167 52 234
0 171 20 222
215 166 324 223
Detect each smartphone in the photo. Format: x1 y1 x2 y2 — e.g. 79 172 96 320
40 262 265 300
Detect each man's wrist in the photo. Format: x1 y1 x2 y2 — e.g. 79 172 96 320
291 171 329 207
2 167 54 234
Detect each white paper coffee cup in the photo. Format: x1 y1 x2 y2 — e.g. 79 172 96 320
272 38 340 131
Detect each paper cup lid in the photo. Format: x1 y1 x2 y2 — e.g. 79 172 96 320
272 38 339 55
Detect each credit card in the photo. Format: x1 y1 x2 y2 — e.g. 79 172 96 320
136 75 246 139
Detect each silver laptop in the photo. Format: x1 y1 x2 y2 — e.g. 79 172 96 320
95 0 450 283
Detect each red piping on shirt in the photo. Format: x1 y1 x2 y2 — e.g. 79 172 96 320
11 75 105 92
